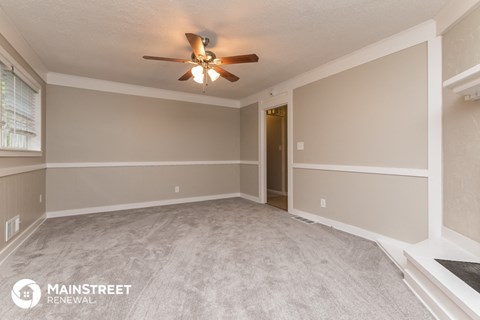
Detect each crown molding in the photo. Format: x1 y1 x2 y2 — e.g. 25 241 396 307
0 6 48 82
47 72 241 108
240 20 437 107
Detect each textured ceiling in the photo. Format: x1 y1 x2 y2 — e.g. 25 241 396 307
0 0 449 99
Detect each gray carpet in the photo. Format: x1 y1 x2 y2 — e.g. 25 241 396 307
0 198 433 320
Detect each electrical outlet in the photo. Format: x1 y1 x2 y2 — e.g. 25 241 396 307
174 186 180 193
39 194 43 203
320 198 326 208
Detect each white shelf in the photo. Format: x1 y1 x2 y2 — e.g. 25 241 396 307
444 64 480 101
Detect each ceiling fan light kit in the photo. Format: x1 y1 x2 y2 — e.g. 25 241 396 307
143 33 259 93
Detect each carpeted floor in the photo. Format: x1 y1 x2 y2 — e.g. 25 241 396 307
0 198 433 320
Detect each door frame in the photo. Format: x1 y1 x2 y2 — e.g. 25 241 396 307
258 91 293 212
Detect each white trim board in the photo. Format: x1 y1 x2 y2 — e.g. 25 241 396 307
0 213 46 265
258 92 291 204
291 208 412 270
293 163 428 178
0 150 43 158
47 73 240 109
239 160 259 165
240 193 261 203
427 36 443 239
47 193 242 218
0 164 46 178
47 161 241 169
240 20 436 107
377 237 411 270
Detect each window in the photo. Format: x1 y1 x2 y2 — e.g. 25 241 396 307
0 55 41 153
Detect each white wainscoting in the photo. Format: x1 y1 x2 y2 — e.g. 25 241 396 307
47 160 242 169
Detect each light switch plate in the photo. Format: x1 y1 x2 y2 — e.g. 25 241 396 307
297 142 304 150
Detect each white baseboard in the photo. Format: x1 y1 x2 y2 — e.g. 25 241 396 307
291 208 412 270
240 193 262 203
377 237 412 270
292 208 382 241
47 193 241 218
0 213 46 265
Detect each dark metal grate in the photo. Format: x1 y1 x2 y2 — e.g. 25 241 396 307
291 216 315 224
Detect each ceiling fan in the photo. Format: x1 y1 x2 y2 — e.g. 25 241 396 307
143 33 259 92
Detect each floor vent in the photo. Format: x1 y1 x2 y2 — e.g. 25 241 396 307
292 216 316 224
5 215 21 242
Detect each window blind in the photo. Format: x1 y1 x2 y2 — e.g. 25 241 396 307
0 63 37 150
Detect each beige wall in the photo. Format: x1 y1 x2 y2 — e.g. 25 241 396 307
443 6 480 80
0 33 46 252
292 43 429 243
240 103 259 197
294 43 428 168
240 165 258 199
294 170 428 243
47 85 239 162
47 166 238 212
240 103 258 161
46 85 240 212
443 5 480 243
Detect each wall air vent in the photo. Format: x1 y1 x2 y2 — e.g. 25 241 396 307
5 215 20 242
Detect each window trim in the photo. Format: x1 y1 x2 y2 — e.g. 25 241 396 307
0 44 42 157
0 150 42 157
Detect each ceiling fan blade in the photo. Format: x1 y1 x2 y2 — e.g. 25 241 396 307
213 66 239 82
216 54 259 65
185 33 206 60
178 69 193 81
143 56 190 63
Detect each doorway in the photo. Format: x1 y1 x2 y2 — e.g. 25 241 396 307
266 105 288 210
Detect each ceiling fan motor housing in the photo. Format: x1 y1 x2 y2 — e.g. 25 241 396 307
191 50 216 63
